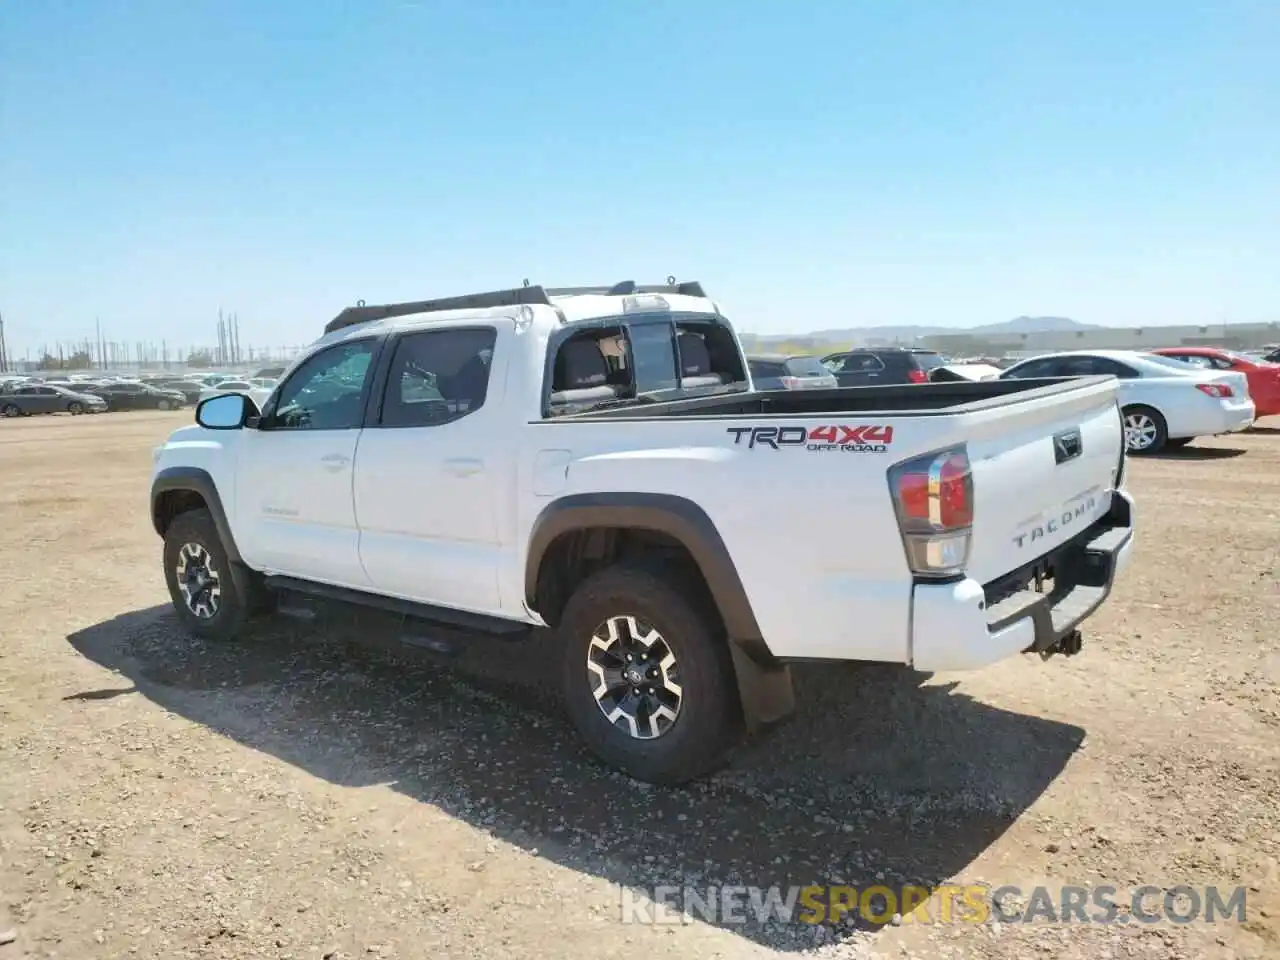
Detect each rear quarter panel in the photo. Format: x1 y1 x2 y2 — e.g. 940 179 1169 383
517 378 1125 664
519 414 929 662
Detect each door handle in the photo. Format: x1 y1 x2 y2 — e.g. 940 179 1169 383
320 453 351 471
444 457 484 477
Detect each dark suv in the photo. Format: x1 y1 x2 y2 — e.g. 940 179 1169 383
820 347 945 386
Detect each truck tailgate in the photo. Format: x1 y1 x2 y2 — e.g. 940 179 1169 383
958 379 1124 585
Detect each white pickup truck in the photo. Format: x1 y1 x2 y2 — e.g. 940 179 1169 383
150 280 1135 784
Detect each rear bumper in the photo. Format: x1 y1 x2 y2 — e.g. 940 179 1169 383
910 490 1135 672
1173 401 1254 438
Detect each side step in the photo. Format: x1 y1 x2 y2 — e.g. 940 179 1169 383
264 575 533 641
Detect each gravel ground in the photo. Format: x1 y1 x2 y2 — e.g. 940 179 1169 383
0 410 1277 960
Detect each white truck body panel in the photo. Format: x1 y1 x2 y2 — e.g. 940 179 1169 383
154 290 1134 674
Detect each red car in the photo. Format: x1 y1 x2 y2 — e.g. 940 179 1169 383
1150 347 1280 418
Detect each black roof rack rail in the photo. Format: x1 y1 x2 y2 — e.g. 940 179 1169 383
542 280 708 298
325 286 554 334
324 279 709 334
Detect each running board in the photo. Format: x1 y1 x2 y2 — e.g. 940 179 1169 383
263 576 532 638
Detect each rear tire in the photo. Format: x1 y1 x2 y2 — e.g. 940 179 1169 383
1 404 19 418
1122 404 1168 455
162 508 252 642
559 564 742 785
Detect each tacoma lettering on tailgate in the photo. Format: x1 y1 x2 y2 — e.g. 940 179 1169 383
726 425 894 453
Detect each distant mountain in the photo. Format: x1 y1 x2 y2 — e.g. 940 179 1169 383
971 316 1104 334
746 316 1101 346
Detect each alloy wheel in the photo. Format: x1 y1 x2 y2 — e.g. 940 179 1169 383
176 542 222 619
1124 412 1158 452
586 615 683 740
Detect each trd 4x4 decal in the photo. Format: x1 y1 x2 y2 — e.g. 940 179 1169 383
726 424 894 452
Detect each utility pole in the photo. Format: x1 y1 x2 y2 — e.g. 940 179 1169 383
0 310 8 374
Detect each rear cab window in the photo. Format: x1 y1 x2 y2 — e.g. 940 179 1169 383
544 313 748 417
783 356 829 376
910 351 945 372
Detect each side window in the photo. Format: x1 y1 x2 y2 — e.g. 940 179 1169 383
845 352 885 373
1006 358 1061 378
1210 356 1235 370
379 327 497 428
749 360 786 379
822 355 847 373
265 339 376 431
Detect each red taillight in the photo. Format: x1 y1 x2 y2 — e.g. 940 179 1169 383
889 446 974 577
1196 382 1233 399
936 452 973 527
907 369 929 384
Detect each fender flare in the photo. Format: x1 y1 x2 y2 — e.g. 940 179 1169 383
150 466 243 563
525 492 793 729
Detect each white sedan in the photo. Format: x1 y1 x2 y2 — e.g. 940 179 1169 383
1000 349 1255 454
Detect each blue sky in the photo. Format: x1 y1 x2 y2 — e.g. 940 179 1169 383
1 0 1277 356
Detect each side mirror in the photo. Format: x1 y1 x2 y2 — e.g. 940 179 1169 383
196 393 254 430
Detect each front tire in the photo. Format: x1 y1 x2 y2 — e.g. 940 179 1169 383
156 399 170 411
559 565 742 784
162 508 252 642
67 401 84 415
1122 404 1168 455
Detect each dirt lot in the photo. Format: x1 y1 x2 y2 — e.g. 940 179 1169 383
0 411 1277 960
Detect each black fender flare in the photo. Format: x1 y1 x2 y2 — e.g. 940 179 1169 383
150 466 243 564
525 492 794 729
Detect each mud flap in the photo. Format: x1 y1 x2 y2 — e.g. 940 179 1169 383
729 643 796 732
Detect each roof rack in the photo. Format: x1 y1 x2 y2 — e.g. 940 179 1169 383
324 279 709 334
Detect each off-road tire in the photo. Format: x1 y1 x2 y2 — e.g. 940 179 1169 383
162 508 253 642
559 564 742 785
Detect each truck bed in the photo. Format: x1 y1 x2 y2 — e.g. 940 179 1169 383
566 375 1105 419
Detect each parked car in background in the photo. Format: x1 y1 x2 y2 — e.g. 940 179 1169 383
83 382 188 411
0 383 107 417
1263 348 1280 364
151 380 208 404
746 354 838 391
821 347 946 386
1150 347 1280 418
198 379 275 409
1000 350 1254 454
